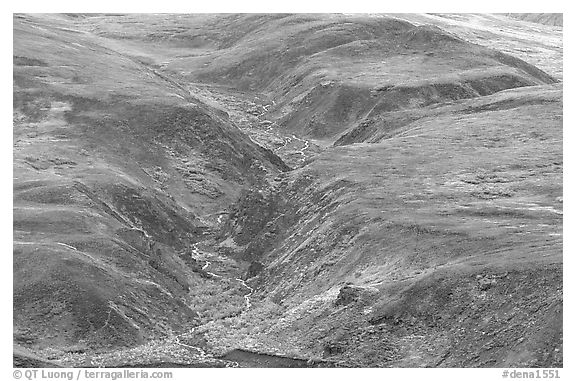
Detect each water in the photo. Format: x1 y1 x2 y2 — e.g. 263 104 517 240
219 349 338 368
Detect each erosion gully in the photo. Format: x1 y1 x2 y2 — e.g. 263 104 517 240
149 78 316 366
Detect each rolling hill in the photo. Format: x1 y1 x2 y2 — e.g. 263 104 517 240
14 13 288 356
13 13 562 368
64 14 558 142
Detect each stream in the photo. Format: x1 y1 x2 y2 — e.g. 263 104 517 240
219 349 338 368
168 242 256 366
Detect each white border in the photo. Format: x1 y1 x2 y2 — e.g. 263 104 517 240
3 3 570 380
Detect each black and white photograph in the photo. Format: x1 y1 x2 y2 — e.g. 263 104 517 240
9 3 567 377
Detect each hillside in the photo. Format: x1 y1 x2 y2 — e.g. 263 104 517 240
14 13 288 356
13 13 562 368
214 83 562 367
65 13 558 143
387 13 563 81
505 13 563 27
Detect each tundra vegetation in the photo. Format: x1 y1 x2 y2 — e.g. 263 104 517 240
13 13 562 367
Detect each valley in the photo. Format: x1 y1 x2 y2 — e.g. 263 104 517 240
13 13 562 368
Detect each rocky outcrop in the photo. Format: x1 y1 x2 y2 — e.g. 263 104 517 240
334 284 377 306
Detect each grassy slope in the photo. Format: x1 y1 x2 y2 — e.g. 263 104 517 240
186 14 557 141
13 13 287 357
187 14 558 140
505 13 563 27
335 82 562 145
386 14 563 80
13 13 563 368
63 14 558 142
214 84 562 367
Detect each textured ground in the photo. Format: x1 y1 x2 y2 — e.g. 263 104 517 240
13 13 562 368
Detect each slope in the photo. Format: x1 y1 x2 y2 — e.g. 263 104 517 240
386 13 563 80
13 13 288 356
57 14 558 143
13 13 563 368
505 13 563 27
212 83 562 367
